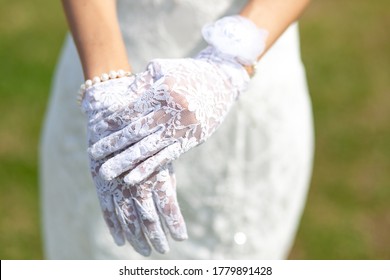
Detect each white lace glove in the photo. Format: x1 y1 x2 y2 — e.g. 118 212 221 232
81 73 187 257
88 15 268 184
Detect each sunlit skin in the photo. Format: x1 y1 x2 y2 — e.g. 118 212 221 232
61 0 310 79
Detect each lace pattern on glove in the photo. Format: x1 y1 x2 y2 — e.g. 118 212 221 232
83 75 187 257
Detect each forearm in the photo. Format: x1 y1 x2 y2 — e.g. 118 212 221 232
240 0 311 59
61 0 130 79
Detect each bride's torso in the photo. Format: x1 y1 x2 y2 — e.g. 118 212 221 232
116 0 301 72
41 0 313 260
118 0 241 64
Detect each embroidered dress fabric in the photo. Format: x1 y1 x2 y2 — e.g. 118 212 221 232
40 0 314 259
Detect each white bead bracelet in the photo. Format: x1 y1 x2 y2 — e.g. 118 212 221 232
77 69 133 105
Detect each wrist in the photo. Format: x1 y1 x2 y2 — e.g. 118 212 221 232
72 10 131 80
242 63 257 78
84 64 131 81
77 69 133 105
201 15 268 67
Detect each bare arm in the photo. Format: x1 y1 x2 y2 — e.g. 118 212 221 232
240 0 311 58
61 0 130 79
61 0 310 79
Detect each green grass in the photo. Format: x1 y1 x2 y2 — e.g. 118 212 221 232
0 0 67 259
0 0 389 259
289 0 390 259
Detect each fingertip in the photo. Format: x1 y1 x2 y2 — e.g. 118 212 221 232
108 224 126 246
171 227 188 241
125 234 152 257
153 239 170 255
87 146 102 160
172 234 188 242
124 169 143 186
99 164 114 181
136 246 152 257
113 234 126 246
160 246 170 254
123 175 134 185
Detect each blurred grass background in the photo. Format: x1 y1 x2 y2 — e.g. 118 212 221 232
0 0 389 259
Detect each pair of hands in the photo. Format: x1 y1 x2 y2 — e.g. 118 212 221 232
82 70 187 257
80 16 267 256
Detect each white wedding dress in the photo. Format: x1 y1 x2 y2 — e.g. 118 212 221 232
40 0 314 259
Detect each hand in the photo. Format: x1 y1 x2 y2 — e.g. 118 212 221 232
89 48 249 184
88 16 268 184
81 74 187 256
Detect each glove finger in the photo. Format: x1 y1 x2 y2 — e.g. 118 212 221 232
99 131 174 181
88 112 162 160
124 142 182 185
152 166 188 241
130 182 170 254
113 188 152 257
96 174 152 256
99 194 126 246
90 104 155 140
92 163 126 246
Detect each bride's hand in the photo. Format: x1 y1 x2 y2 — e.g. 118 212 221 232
90 51 249 184
81 73 187 256
87 16 268 184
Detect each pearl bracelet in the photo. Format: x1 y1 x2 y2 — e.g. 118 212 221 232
77 69 133 104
